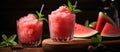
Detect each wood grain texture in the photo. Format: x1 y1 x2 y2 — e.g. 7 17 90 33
42 38 92 52
0 47 43 52
42 38 120 52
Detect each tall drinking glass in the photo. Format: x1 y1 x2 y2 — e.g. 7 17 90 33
49 6 75 41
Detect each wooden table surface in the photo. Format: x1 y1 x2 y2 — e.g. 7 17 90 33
1 38 120 52
42 38 120 52
0 47 44 52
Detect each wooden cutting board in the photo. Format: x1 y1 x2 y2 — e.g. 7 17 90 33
42 38 120 52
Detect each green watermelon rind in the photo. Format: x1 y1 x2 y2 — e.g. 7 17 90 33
101 34 120 37
74 30 98 37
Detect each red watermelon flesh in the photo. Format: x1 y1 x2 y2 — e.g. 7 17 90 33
96 12 116 33
74 23 98 37
101 23 120 37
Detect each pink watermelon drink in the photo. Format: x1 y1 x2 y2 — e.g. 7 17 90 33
49 0 81 41
17 14 43 47
49 6 75 41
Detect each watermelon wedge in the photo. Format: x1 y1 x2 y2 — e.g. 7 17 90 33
101 23 120 37
96 12 116 33
74 23 98 37
89 21 97 29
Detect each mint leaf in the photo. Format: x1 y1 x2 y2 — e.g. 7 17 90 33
10 41 17 46
72 9 81 13
7 34 16 42
0 41 9 47
36 11 47 22
39 17 48 22
97 35 102 42
91 35 106 50
84 20 89 27
0 41 7 47
36 4 47 22
0 34 17 47
2 34 8 41
68 0 73 12
0 41 6 45
91 35 102 44
36 11 44 19
67 0 81 14
92 37 99 43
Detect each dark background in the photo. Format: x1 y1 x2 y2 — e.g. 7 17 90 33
0 0 120 39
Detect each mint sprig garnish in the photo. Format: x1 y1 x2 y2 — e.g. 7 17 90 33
36 4 47 22
92 35 102 44
91 35 106 50
67 0 81 13
36 11 47 22
0 34 17 47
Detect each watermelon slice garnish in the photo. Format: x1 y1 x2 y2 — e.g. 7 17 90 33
95 12 116 33
74 23 98 37
101 23 120 37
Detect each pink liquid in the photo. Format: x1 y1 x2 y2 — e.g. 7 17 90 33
49 6 75 41
17 14 43 47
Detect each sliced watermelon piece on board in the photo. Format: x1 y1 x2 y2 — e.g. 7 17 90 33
74 23 98 37
101 23 120 37
89 21 97 29
96 12 116 33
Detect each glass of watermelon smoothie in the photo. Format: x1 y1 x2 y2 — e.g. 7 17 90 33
17 14 43 47
49 6 75 41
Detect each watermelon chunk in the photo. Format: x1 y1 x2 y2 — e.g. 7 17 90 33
101 23 120 37
74 23 98 37
96 12 116 33
89 21 97 29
